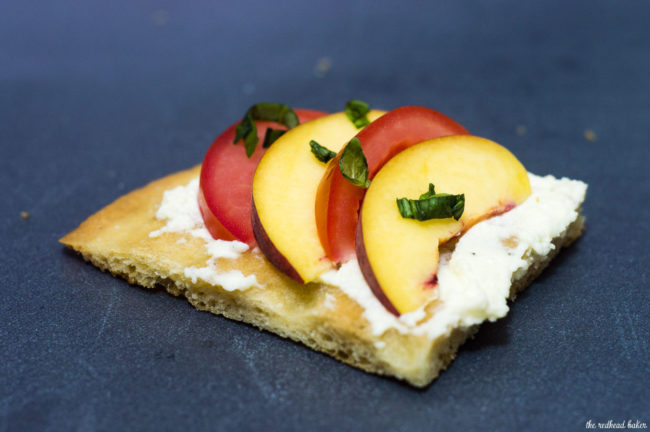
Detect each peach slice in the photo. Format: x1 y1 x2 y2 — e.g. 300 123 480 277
357 135 532 315
316 106 468 263
252 110 385 283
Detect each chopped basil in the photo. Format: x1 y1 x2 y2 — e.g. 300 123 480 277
339 137 370 188
309 140 337 163
233 115 257 157
396 185 465 221
234 103 299 157
345 99 371 128
263 128 286 148
419 183 436 200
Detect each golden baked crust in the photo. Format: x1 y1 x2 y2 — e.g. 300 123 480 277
60 165 585 387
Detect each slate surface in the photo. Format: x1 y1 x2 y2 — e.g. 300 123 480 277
1 1 649 431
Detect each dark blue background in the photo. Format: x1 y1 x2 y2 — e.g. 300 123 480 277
1 1 649 430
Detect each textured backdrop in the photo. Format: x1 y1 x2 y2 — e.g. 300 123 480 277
1 1 649 430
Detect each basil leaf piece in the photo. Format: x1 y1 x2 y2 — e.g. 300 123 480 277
419 183 436 200
396 185 465 221
233 102 300 157
263 128 286 148
234 115 257 157
339 137 370 188
345 99 371 129
309 140 337 163
249 103 300 128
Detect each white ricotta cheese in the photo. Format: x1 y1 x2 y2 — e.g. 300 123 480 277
149 173 586 339
150 178 261 291
319 173 587 338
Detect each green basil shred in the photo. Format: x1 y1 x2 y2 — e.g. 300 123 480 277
262 128 286 148
396 184 465 221
309 140 337 163
338 137 370 188
345 99 371 128
234 103 299 157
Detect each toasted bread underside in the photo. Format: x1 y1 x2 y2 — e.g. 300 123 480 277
61 165 585 387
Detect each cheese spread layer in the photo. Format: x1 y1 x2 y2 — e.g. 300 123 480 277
150 178 261 291
150 173 587 339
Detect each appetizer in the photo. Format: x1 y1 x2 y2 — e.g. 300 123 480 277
61 101 587 386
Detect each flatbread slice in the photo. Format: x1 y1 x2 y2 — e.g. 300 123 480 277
60 165 586 387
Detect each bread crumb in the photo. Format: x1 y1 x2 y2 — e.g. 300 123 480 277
314 57 332 78
584 129 597 141
20 211 30 220
151 9 169 27
516 125 527 136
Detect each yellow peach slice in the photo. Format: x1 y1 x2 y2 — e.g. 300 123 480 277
357 135 531 315
252 110 385 283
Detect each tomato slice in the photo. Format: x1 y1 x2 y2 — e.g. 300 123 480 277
199 109 327 245
315 106 469 263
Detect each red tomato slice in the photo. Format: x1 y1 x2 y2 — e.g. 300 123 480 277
316 106 469 263
199 109 327 245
